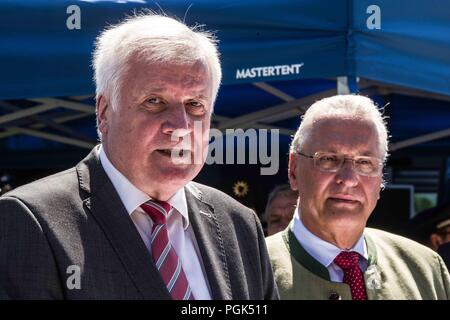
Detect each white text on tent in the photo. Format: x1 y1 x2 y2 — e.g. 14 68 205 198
235 63 304 80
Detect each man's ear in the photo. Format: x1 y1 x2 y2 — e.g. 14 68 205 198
430 233 443 251
288 153 299 191
97 95 110 135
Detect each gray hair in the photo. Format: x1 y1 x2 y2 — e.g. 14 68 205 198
92 12 222 138
290 95 389 163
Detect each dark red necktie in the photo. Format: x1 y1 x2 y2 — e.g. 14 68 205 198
141 200 194 300
334 251 367 300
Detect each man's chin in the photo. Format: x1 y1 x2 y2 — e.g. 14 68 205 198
152 165 201 185
325 210 369 232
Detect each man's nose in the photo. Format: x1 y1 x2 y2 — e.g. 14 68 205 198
162 106 191 138
335 160 358 187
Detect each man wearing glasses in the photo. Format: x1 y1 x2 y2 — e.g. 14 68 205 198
266 95 450 300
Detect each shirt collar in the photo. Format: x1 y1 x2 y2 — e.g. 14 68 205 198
98 145 189 229
291 208 368 268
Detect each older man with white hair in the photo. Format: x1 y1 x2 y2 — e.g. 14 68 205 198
266 95 450 300
0 13 278 300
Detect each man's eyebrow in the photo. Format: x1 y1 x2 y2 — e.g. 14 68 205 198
143 90 210 101
359 151 377 157
192 94 209 100
319 149 378 157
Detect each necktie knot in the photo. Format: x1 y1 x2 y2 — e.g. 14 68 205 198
334 251 360 269
141 200 172 225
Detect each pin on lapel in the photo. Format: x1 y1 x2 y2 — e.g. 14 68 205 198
199 210 212 218
365 265 382 290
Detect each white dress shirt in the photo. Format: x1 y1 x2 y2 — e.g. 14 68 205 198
98 145 212 299
291 208 368 282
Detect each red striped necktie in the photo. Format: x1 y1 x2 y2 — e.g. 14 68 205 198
334 251 367 300
141 200 194 300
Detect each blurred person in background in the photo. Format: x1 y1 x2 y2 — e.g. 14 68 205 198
410 202 450 269
264 184 298 236
0 173 13 196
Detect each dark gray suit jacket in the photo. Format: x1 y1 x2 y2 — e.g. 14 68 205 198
0 149 278 300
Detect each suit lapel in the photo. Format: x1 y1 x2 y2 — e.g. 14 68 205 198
76 148 171 299
185 183 233 300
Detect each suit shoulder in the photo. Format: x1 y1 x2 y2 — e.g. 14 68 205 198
1 167 78 205
365 227 440 259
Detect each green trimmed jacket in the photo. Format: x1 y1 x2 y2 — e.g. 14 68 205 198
266 227 450 300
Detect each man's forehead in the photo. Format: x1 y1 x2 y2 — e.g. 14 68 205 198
309 142 379 157
306 118 380 153
311 116 376 130
127 58 209 77
122 59 212 95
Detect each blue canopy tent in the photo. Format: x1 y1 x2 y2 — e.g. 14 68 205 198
0 0 350 98
1 0 450 209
